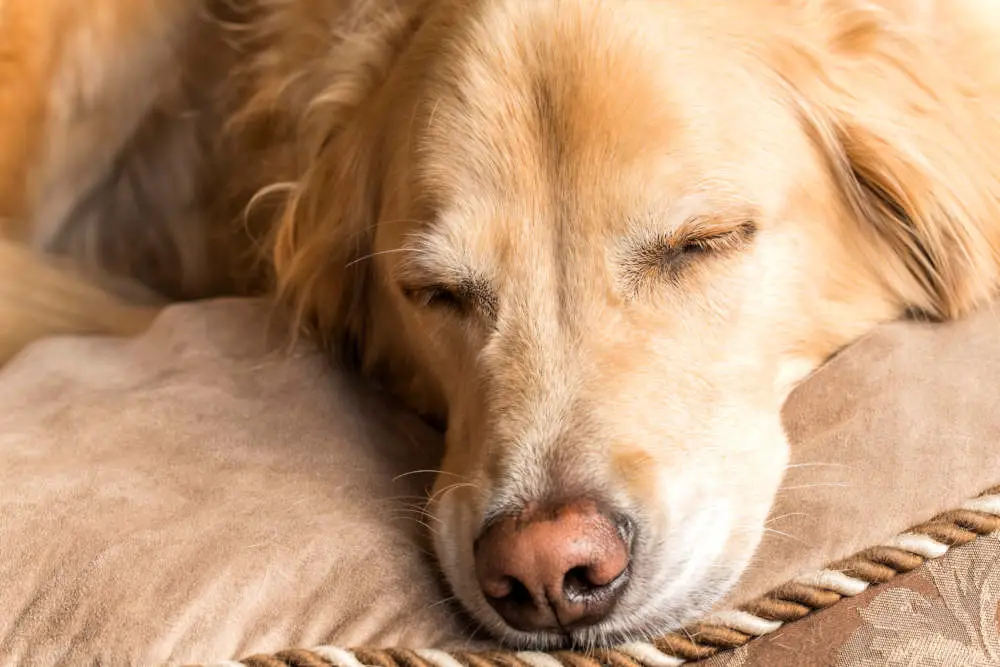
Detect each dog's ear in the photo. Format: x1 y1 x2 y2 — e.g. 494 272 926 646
245 8 425 367
786 2 1000 320
269 122 382 367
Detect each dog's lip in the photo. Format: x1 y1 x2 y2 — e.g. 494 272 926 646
487 613 652 651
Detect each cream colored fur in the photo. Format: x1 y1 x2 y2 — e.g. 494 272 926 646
2 0 1000 649
0 240 158 365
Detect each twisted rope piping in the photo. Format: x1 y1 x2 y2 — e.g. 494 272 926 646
196 485 1000 667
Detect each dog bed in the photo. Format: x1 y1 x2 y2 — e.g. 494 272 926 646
1 299 998 666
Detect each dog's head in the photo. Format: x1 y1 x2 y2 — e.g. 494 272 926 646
268 0 1000 648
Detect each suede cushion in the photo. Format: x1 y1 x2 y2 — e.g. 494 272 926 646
0 300 467 666
724 301 1000 608
1 298 998 666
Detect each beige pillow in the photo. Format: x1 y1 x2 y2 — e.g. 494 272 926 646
727 300 1000 607
1 298 998 665
0 300 467 666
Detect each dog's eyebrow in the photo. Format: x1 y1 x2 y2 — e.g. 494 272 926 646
393 240 468 284
625 196 757 239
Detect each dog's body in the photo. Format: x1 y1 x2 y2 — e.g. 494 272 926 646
4 0 1000 649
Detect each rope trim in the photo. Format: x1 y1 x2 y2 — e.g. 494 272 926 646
197 485 1000 667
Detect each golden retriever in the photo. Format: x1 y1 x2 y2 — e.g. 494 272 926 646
3 0 1000 649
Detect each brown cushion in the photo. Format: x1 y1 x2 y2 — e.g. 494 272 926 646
1 298 998 665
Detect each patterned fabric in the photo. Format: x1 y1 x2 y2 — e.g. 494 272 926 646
700 535 1000 666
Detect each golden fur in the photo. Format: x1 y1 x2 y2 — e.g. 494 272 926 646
3 0 1000 648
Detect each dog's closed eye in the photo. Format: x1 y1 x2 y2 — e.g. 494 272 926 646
403 284 467 311
667 221 756 259
624 219 757 292
401 278 498 319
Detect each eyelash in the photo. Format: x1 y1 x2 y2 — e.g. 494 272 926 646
630 221 756 288
670 225 754 259
402 285 467 312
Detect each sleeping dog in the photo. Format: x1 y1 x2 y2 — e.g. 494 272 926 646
2 0 1000 648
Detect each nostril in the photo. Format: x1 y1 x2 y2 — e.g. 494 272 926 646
482 577 535 607
506 577 533 607
562 566 594 598
563 562 630 602
482 574 536 606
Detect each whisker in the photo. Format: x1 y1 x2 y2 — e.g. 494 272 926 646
762 527 810 546
777 482 851 491
425 595 458 611
343 217 432 244
389 507 444 524
343 247 416 269
393 469 466 482
765 511 810 524
427 481 480 506
389 514 443 537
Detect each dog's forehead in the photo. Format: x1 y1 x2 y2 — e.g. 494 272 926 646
410 0 802 242
415 1 676 209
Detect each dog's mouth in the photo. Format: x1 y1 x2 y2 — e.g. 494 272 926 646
472 554 741 652
430 486 756 649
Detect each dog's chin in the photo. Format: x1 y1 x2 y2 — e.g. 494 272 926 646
478 573 741 651
430 493 759 650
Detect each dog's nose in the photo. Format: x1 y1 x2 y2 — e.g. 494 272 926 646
474 500 631 632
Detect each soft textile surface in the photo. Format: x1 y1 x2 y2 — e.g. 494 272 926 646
723 301 1000 608
702 534 1000 666
1 298 999 665
0 300 469 666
